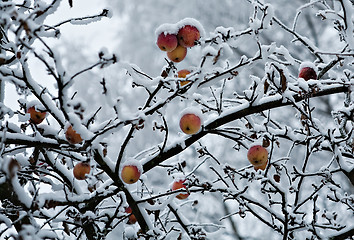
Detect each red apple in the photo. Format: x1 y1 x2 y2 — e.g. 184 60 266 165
121 165 141 184
177 25 200 48
27 106 47 124
73 162 91 180
65 125 83 144
157 33 178 52
177 69 191 86
299 67 317 81
179 113 201 135
125 207 137 224
172 179 189 200
247 145 268 170
167 45 187 63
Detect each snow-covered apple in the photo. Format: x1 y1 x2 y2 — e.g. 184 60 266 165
179 113 201 135
27 106 47 124
121 164 141 184
177 69 191 86
73 162 91 180
157 32 178 52
172 179 189 200
299 66 317 81
167 45 187 62
177 25 200 47
65 125 83 144
247 145 268 170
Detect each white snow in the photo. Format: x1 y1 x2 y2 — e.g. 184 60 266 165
176 17 205 37
26 100 47 112
121 158 143 175
155 17 205 37
0 214 12 227
299 61 317 73
202 45 218 56
179 106 204 125
342 0 354 50
18 113 30 122
263 4 274 28
155 23 180 36
11 176 32 208
66 112 94 140
124 226 137 239
171 172 187 182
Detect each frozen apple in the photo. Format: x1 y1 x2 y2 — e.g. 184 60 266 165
177 69 191 86
65 125 83 144
73 162 91 180
157 33 178 52
299 67 317 81
179 113 201 135
298 62 317 81
121 164 141 184
27 105 47 124
172 179 189 200
167 45 187 63
247 145 268 170
177 25 200 48
125 207 137 224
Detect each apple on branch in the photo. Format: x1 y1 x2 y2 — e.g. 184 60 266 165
177 25 200 48
177 69 191 87
157 32 178 52
125 207 137 224
167 45 187 63
298 62 317 81
171 179 189 200
65 125 83 144
27 101 47 124
179 108 203 135
247 145 268 170
120 159 142 184
73 162 91 180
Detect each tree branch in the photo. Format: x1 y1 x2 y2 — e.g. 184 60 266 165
143 85 349 172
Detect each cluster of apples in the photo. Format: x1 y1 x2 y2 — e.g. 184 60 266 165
117 108 201 201
73 157 144 184
165 109 203 201
26 102 83 145
72 147 144 184
26 102 86 181
156 19 202 63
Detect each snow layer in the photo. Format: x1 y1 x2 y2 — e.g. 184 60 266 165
155 17 205 37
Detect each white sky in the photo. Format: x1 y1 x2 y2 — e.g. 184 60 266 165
47 0 117 52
